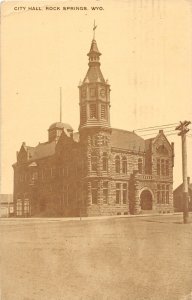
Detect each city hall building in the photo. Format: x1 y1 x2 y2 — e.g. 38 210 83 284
13 36 174 217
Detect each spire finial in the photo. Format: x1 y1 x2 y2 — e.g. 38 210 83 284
93 20 97 40
60 87 62 122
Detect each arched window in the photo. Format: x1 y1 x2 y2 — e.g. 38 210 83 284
115 156 120 173
138 158 143 174
122 156 127 174
91 153 97 171
103 152 108 171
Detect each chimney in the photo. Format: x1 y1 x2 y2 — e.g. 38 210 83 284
159 130 163 134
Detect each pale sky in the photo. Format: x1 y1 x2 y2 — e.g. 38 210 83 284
1 0 192 193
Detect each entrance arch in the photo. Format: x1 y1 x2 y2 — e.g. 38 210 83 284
140 189 153 210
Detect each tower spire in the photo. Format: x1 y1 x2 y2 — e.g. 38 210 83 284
93 20 97 40
60 87 62 122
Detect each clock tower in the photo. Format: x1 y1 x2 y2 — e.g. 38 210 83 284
78 33 112 215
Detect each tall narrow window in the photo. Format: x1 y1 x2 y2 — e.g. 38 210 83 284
162 185 165 204
166 185 169 204
157 159 160 175
91 154 97 171
166 160 169 176
161 159 165 176
138 158 143 174
157 185 161 204
115 156 120 173
103 182 108 204
122 183 127 204
90 104 97 118
91 181 98 204
16 195 22 216
24 193 30 216
103 152 108 171
101 104 106 119
116 183 121 204
122 157 127 174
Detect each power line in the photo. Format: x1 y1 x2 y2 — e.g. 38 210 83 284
135 125 176 133
135 122 178 132
139 130 176 137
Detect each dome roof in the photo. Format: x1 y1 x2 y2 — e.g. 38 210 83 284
48 122 73 131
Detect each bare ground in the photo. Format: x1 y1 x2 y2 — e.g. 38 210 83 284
1 214 192 300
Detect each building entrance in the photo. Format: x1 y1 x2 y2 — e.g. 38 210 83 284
140 190 153 210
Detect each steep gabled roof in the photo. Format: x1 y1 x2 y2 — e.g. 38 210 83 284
111 128 145 152
174 183 192 193
29 141 56 160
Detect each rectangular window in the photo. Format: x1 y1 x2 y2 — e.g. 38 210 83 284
166 185 169 204
16 199 22 216
162 185 165 203
122 183 127 204
24 199 30 215
91 181 98 204
116 183 121 204
101 104 106 119
90 104 97 118
103 182 108 204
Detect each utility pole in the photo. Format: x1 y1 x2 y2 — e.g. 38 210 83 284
175 121 191 224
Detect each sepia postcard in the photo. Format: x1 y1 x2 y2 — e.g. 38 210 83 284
1 0 192 299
